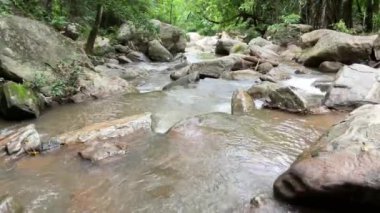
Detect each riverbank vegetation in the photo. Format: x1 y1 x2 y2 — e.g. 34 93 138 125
2 0 380 42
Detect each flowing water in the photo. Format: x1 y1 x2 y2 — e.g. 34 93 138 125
0 53 345 212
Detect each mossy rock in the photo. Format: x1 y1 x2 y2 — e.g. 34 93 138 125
230 43 249 55
0 82 41 120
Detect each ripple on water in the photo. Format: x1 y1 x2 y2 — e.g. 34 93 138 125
0 63 346 212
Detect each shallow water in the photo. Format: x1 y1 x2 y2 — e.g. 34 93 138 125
0 55 345 212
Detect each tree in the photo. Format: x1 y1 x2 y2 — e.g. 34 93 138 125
85 4 103 54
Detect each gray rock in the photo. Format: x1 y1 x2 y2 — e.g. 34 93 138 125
324 64 380 109
79 142 126 162
248 82 325 113
1 124 41 156
0 82 42 120
163 72 199 90
148 40 173 62
221 70 262 81
126 51 150 62
274 104 380 209
319 61 344 73
0 15 137 102
0 195 23 213
258 62 274 74
114 44 131 54
117 20 186 54
250 45 280 63
62 23 80 41
188 55 243 79
231 89 255 115
299 30 377 67
265 24 313 46
117 55 132 64
248 37 273 47
50 113 152 145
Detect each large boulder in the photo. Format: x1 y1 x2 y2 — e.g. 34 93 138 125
171 55 243 79
190 55 243 78
0 15 137 102
152 20 186 54
147 40 173 62
274 104 380 209
0 82 41 120
298 30 377 67
248 82 325 113
117 20 186 55
265 24 313 46
324 64 380 109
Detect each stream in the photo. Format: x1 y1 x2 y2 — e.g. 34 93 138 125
0 52 345 212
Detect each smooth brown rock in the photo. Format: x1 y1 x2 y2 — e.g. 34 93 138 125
274 104 380 209
50 113 152 145
319 61 344 73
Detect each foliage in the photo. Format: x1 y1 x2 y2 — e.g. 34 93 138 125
333 19 353 33
281 14 301 25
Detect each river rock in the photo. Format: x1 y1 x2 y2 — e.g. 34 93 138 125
79 141 126 162
298 30 377 67
148 40 173 62
0 124 40 156
229 43 249 55
248 82 324 113
0 82 42 120
248 37 273 47
324 64 380 109
258 62 274 74
163 72 200 90
50 113 152 145
273 104 380 209
265 24 313 46
221 70 262 81
280 44 302 61
152 20 187 54
188 55 243 79
117 20 186 55
62 23 80 41
126 51 150 62
373 34 380 60
250 45 280 63
318 61 343 73
0 195 23 213
231 89 255 115
0 15 137 102
215 39 243 55
117 55 132 64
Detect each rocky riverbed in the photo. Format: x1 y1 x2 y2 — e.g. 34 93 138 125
2 14 380 212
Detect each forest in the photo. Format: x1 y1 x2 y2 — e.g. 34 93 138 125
1 0 380 44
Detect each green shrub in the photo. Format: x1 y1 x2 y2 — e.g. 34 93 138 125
281 14 301 25
333 19 353 34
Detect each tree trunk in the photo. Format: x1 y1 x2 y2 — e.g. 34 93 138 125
85 4 103 54
365 0 374 32
342 0 353 28
45 0 52 19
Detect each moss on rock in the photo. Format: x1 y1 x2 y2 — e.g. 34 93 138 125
0 81 41 120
